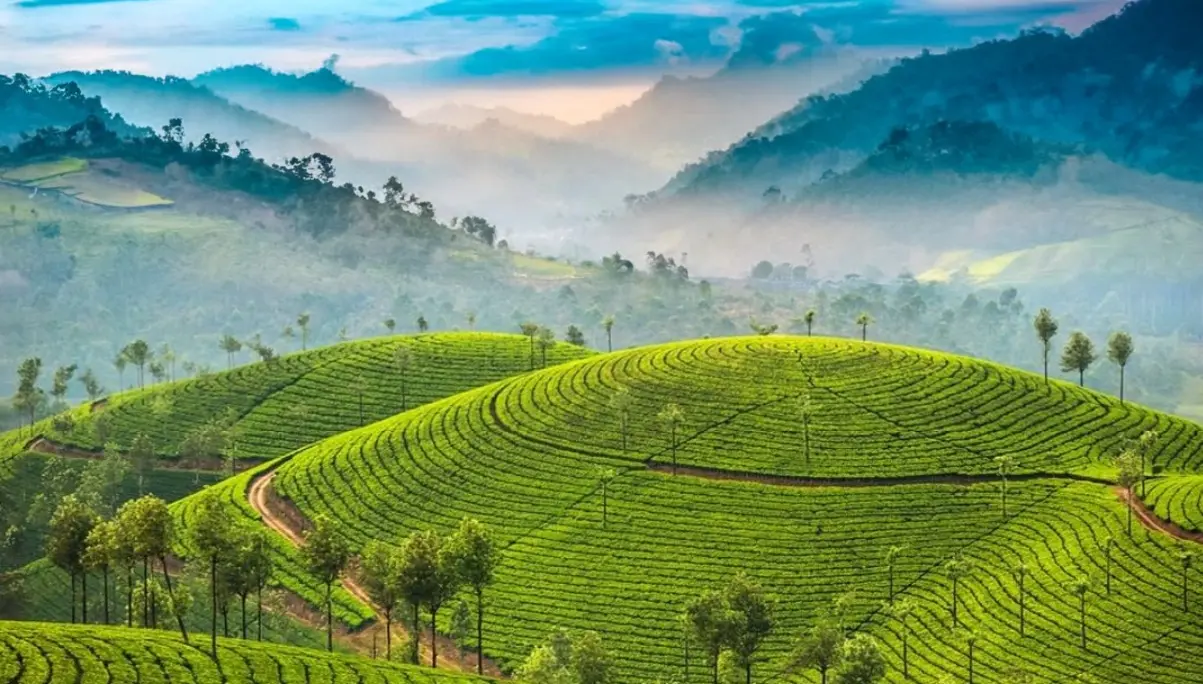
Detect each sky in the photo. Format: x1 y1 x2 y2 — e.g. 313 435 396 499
0 0 1128 122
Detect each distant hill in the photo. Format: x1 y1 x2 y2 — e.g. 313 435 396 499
0 74 143 149
413 103 574 138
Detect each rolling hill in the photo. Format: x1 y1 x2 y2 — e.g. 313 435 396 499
0 621 489 684
244 336 1203 682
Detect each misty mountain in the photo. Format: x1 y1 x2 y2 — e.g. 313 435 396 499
42 71 343 167
412 103 574 138
0 74 143 149
661 0 1203 200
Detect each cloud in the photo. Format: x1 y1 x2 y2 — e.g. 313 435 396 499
267 17 302 31
15 0 147 7
412 0 609 19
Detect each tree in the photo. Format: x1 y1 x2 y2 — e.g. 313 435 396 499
149 361 167 385
78 368 104 402
46 495 98 624
1115 449 1142 536
571 630 612 684
13 357 44 432
384 318 396 334
1060 332 1097 387
726 573 774 684
884 546 905 604
995 454 1015 518
1011 561 1029 636
123 340 152 388
113 354 128 391
354 375 367 426
1068 577 1090 648
609 387 633 453
602 315 615 352
1033 308 1059 383
797 391 819 466
159 344 177 382
516 629 611 684
1133 429 1158 497
361 540 402 660
566 325 586 347
537 327 556 367
219 335 242 370
962 630 978 684
396 529 459 667
685 587 739 684
466 312 476 330
297 313 311 351
77 442 132 516
83 519 119 625
792 619 843 684
855 313 872 342
393 346 414 412
224 526 264 640
417 315 429 333
244 528 273 641
129 495 187 641
1179 547 1195 612
450 599 471 646
282 325 296 350
944 555 972 627
189 491 235 657
833 633 885 684
301 514 351 652
804 310 817 336
50 364 78 409
885 599 915 679
128 433 156 496
111 503 140 627
1107 332 1134 403
595 467 617 528
1103 537 1115 595
659 403 685 474
520 322 540 369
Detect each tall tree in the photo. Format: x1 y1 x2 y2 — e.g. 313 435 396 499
128 433 155 497
417 315 429 333
1033 308 1059 383
962 630 978 684
833 633 885 684
1115 449 1142 536
886 599 915 679
158 344 177 382
726 573 774 684
994 454 1015 518
1103 536 1115 595
804 309 817 336
297 313 311 351
658 403 685 474
397 529 459 667
537 327 555 367
566 325 586 347
124 495 187 641
46 495 98 624
609 387 633 453
301 514 351 652
384 318 396 334
855 313 872 342
113 354 128 391
13 357 44 433
685 588 739 684
602 315 615 352
445 518 501 675
1107 332 1134 404
78 368 105 402
792 619 843 684
50 364 78 410
245 528 273 641
1134 429 1159 497
944 556 972 627
361 540 402 660
1060 332 1097 387
466 312 476 330
393 346 414 412
281 325 296 351
1068 577 1090 648
111 503 140 627
520 322 539 370
884 546 905 605
189 491 235 657
123 340 152 388
219 335 242 370
83 519 119 625
595 467 617 529
1011 561 1029 636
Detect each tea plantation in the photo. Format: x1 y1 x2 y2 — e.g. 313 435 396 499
267 336 1203 682
0 621 490 684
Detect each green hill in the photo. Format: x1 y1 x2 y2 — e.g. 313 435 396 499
0 621 488 683
262 336 1203 682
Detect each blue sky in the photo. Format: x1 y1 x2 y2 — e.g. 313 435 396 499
0 0 1125 120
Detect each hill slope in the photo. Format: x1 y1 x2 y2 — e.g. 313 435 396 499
267 336 1203 682
0 621 488 683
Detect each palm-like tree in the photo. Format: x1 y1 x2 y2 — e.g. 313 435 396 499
113 354 128 391
944 555 972 627
602 315 616 352
885 545 905 604
384 318 396 334
658 403 684 474
519 322 539 369
994 454 1015 518
219 335 242 370
855 313 872 342
609 386 633 453
1068 577 1090 648
466 311 476 330
1103 536 1115 595
296 313 311 351
804 309 817 336
1011 561 1029 636
536 326 555 367
595 466 617 528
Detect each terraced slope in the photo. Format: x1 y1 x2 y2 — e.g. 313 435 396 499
1144 475 1203 533
22 332 593 464
0 621 489 683
271 337 1203 682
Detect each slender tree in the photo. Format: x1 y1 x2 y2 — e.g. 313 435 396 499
301 514 351 652
609 386 633 453
834 633 885 684
602 315 615 352
219 335 242 370
1115 449 1142 536
50 364 78 410
1103 537 1115 595
520 322 539 370
792 619 843 684
1033 308 1059 383
46 495 98 624
123 340 152 388
804 309 817 336
159 344 177 382
1135 429 1159 497
885 546 905 605
995 454 1015 518
361 540 402 660
111 503 140 627
397 529 459 667
944 556 972 627
246 528 272 641
566 325 586 347
113 354 128 391
726 573 774 684
83 519 119 625
1107 332 1134 404
685 588 738 684
445 518 501 675
537 327 555 367
1069 577 1090 649
1060 331 1097 387
962 630 978 684
856 313 872 342
466 311 476 330
658 403 685 474
1011 561 1028 636
417 315 429 333
296 313 311 351
189 492 235 657
887 599 915 679
78 368 105 402
354 375 367 426
393 346 414 412
595 467 618 528
1180 548 1196 612
14 357 45 434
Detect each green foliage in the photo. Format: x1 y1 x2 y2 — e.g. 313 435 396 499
1060 331 1097 385
833 633 885 684
516 628 613 684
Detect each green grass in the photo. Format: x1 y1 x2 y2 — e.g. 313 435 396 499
1143 475 1203 533
0 621 490 683
270 336 1203 682
0 157 87 182
0 157 173 207
509 252 579 278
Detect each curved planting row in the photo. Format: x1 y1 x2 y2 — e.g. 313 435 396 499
0 621 489 683
39 333 594 462
1143 475 1203 533
272 337 1203 682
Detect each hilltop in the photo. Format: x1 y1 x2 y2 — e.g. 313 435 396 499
253 336 1203 681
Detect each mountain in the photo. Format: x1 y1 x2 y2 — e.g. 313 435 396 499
661 0 1203 200
0 74 143 149
412 103 574 138
41 71 340 167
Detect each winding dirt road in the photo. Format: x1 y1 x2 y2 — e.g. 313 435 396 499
1117 487 1203 545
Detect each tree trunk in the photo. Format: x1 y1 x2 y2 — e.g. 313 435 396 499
671 426 677 475
712 652 719 684
903 632 909 679
1043 349 1049 383
70 573 77 624
326 582 333 652
607 329 612 353
102 566 110 625
127 566 134 628
820 665 827 684
223 601 229 638
211 555 218 656
257 587 263 641
1019 578 1025 636
430 607 439 668
1080 597 1086 648
386 609 393 660
952 580 958 626
1119 365 1125 404
1127 488 1133 535
82 572 88 624
1185 569 1190 612
888 566 894 604
745 662 751 684
162 556 189 643
602 484 607 528
476 588 484 675
968 643 974 684
143 558 149 627
401 376 407 412
241 594 248 639
1079 369 1084 387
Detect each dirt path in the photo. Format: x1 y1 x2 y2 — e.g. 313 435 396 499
1117 487 1203 545
247 471 504 677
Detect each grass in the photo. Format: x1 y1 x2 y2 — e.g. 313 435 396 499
509 252 579 278
0 157 87 182
268 336 1203 682
0 621 490 683
0 157 172 208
